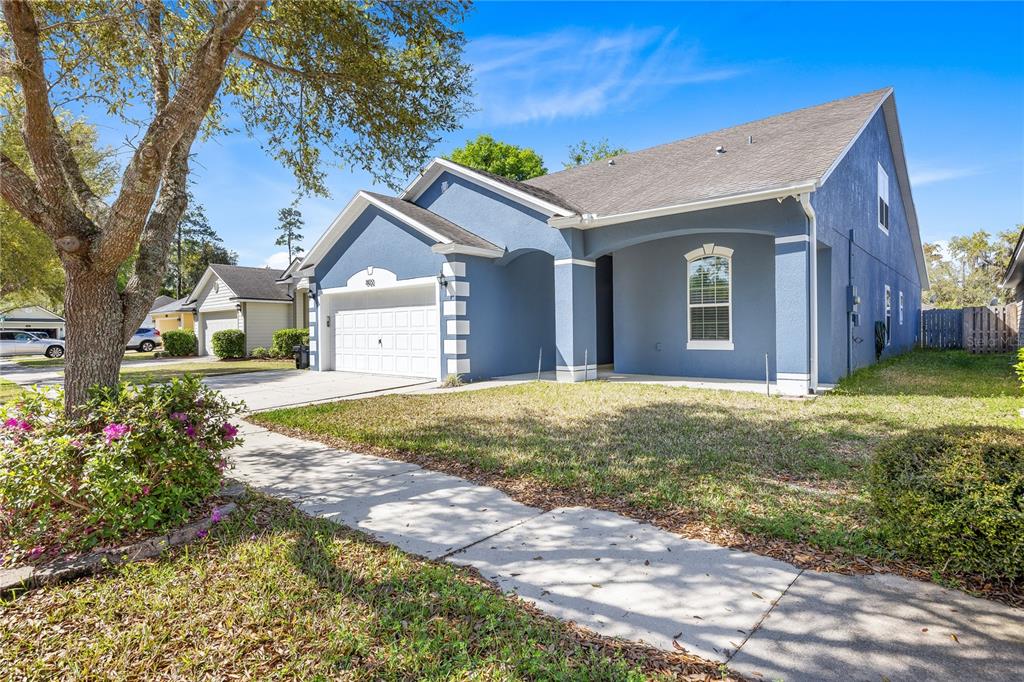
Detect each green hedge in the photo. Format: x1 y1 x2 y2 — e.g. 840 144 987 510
869 426 1024 578
211 329 246 359
162 330 197 357
271 328 308 356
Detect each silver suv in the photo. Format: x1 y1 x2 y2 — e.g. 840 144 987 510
127 328 163 353
0 330 66 358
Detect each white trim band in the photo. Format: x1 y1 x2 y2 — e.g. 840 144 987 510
447 358 470 374
446 319 469 335
774 234 811 245
442 261 466 278
553 258 596 267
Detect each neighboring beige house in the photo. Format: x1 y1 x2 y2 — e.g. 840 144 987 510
187 262 307 356
0 305 65 338
151 297 196 334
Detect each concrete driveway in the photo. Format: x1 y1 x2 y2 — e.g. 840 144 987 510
205 370 435 412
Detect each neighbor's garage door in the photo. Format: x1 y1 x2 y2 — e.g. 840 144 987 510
335 291 438 378
201 310 237 356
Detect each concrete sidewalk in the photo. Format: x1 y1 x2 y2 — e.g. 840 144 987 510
233 420 1023 681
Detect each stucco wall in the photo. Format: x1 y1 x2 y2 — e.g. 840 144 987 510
450 251 555 380
314 206 445 289
613 232 777 380
415 172 575 258
813 109 923 381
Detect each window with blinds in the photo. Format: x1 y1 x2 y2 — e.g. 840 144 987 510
688 255 731 342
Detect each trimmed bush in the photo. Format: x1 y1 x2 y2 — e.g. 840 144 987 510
250 346 270 359
0 376 243 563
162 329 197 357
211 329 245 359
271 328 309 356
869 426 1024 578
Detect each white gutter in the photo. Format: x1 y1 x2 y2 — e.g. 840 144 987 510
431 243 504 258
798 193 819 393
548 182 817 230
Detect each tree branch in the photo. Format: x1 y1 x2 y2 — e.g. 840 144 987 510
119 129 196 339
144 0 169 111
99 0 265 268
2 0 87 229
0 151 59 237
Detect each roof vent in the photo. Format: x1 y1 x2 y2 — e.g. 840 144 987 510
715 146 725 155
748 135 753 145
607 158 615 166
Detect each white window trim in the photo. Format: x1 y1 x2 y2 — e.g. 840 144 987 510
884 284 892 346
877 162 890 235
898 290 904 325
685 244 734 351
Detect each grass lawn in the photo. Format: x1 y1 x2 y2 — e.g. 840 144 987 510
0 495 716 681
10 350 163 367
0 378 24 403
117 358 294 382
256 350 1023 574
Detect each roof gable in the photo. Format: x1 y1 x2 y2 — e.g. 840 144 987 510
0 305 64 322
300 190 503 271
401 158 578 217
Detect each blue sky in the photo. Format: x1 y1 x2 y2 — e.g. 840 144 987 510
94 1 1024 268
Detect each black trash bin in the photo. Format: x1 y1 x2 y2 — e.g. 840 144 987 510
293 344 309 369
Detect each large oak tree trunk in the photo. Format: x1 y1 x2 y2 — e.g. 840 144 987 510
61 265 135 411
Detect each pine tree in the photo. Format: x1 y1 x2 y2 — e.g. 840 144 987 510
275 202 305 263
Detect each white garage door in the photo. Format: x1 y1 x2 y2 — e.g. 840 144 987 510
335 303 438 378
201 310 237 356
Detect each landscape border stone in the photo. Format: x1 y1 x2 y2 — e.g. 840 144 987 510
0 480 247 597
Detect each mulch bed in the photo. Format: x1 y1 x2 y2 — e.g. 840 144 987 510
256 421 1024 610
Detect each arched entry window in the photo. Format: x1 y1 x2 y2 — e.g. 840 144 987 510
685 244 734 350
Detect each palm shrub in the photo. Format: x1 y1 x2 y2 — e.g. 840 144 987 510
869 426 1024 578
211 329 245 359
0 376 243 564
162 330 197 357
271 328 309 357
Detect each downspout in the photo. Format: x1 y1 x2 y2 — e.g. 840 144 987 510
847 228 854 376
798 193 819 393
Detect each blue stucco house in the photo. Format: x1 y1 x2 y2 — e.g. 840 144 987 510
290 88 928 395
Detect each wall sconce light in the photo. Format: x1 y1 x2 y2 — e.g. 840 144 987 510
235 303 242 312
437 272 449 289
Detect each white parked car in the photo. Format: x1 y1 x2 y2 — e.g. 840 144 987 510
0 330 66 358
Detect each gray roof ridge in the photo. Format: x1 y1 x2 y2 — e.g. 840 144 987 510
525 86 892 187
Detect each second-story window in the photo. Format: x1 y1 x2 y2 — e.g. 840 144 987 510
877 162 890 234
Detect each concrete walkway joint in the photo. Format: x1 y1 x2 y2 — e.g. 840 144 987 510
230 420 1024 681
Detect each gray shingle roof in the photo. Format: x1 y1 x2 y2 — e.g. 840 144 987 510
209 264 291 301
149 295 174 312
365 192 503 253
525 88 892 216
440 159 581 214
151 297 195 314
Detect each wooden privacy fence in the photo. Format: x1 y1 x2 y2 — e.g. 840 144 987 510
921 308 962 349
963 304 1020 353
922 304 1020 353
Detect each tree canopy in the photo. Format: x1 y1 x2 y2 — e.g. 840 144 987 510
563 138 627 168
924 228 1020 308
0 0 473 410
446 134 546 181
163 192 238 298
0 113 117 312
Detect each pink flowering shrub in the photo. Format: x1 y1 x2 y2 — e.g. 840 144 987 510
0 375 243 564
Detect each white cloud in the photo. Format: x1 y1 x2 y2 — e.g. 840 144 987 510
261 251 292 270
466 28 744 125
910 162 984 187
